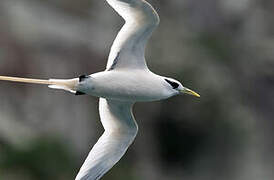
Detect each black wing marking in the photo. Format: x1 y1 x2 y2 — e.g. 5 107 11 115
107 52 120 71
75 91 86 95
79 75 89 82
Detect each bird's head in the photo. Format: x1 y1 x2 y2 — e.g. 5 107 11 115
164 78 200 98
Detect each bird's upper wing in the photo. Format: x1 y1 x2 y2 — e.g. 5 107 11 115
75 98 138 180
105 0 160 71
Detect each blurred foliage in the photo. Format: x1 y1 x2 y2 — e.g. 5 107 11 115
0 136 77 180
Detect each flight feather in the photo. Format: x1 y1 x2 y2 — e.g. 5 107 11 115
105 0 160 70
75 98 138 180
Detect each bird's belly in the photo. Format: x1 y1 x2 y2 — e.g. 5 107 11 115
90 84 165 102
86 71 169 102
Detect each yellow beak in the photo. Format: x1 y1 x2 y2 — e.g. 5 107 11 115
180 87 200 98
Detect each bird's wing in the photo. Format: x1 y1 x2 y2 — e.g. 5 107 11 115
75 98 138 180
105 0 160 71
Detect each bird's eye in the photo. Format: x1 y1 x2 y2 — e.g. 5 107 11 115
165 79 179 89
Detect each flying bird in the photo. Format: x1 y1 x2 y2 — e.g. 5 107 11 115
0 0 200 179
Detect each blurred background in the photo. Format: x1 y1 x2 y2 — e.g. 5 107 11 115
0 0 274 179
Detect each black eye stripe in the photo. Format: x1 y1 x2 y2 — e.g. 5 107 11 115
165 79 179 89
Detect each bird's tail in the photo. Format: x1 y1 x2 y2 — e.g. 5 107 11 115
0 75 79 94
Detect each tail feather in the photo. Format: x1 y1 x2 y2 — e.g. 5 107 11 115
0 75 78 93
48 78 78 93
0 75 53 85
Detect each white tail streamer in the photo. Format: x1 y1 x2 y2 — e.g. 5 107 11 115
0 75 78 93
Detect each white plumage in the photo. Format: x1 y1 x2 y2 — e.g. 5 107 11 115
75 99 137 180
105 0 159 71
0 0 200 179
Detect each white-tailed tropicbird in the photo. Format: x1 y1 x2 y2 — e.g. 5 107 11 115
0 0 200 179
